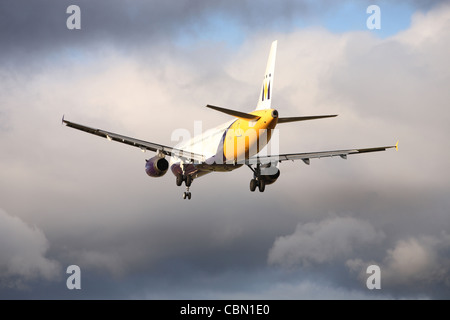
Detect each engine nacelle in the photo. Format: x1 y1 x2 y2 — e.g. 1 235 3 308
145 156 169 177
260 168 280 185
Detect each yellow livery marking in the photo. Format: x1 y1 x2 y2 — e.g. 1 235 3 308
264 81 268 100
223 109 278 163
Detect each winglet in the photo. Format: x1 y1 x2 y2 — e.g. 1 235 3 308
62 115 66 125
395 140 399 151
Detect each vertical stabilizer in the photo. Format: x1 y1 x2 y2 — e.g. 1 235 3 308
256 40 277 110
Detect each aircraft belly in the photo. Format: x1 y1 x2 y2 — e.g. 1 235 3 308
195 163 243 172
170 161 242 179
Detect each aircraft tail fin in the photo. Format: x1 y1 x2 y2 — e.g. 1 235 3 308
256 40 277 111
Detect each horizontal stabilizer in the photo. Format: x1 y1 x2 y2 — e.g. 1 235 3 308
277 114 337 123
206 105 261 120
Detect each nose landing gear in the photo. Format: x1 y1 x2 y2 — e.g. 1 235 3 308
176 173 193 200
183 189 192 200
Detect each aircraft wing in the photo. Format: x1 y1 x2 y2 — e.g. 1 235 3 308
247 142 398 165
62 117 206 163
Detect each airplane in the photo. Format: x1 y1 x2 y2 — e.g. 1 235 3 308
63 40 398 200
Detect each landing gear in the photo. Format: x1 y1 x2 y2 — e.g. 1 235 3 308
258 179 265 192
185 175 192 187
248 164 266 193
249 178 265 192
250 179 257 192
176 172 193 200
183 182 192 200
183 191 192 200
176 174 183 186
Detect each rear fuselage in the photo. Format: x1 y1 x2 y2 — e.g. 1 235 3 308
170 108 279 179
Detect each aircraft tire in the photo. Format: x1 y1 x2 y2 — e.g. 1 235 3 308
250 179 257 192
176 174 183 186
258 179 266 192
185 175 192 187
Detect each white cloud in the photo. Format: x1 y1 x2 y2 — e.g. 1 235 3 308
0 209 60 288
347 233 450 289
268 216 384 268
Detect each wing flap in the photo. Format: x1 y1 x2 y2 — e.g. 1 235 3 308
247 144 398 165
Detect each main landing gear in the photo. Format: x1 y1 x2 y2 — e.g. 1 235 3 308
247 164 266 192
250 177 265 192
176 173 193 200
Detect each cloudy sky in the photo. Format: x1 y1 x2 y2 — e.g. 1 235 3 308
1 0 449 299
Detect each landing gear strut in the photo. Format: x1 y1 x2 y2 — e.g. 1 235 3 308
247 164 266 192
176 173 193 200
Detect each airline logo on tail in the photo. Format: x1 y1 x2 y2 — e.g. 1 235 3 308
261 74 272 102
256 40 277 110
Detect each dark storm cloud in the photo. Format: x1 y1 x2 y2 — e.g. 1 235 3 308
0 0 279 52
1 0 414 55
0 0 327 73
0 0 442 71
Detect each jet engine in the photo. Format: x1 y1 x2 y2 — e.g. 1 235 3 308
145 156 169 177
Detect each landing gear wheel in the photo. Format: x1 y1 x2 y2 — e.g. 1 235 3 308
182 191 192 200
250 179 257 192
258 179 266 192
248 164 268 193
185 175 192 187
176 174 183 186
